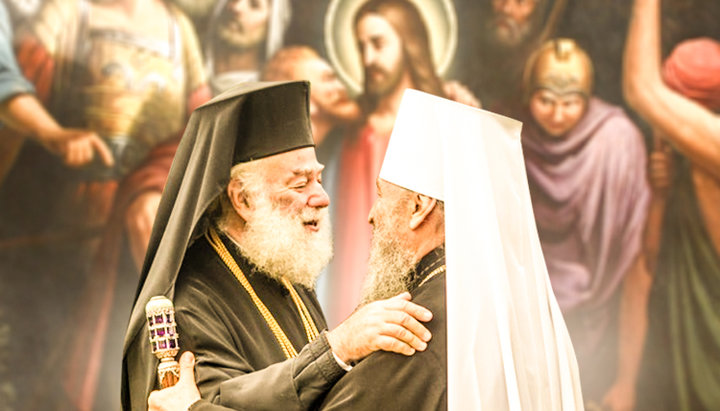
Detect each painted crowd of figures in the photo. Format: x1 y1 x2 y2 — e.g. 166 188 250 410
0 0 718 410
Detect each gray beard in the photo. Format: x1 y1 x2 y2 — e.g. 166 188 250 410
360 224 416 304
487 16 533 47
230 197 332 290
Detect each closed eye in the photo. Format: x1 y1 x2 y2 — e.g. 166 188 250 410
291 179 308 190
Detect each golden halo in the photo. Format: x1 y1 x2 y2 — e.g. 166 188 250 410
324 0 458 96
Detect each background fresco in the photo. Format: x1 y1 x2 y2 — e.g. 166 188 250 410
0 0 718 409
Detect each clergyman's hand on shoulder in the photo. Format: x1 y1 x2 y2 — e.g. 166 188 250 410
326 292 433 364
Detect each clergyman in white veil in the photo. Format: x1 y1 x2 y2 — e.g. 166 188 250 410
371 88 584 409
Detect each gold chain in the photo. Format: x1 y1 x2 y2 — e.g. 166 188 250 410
281 277 320 343
205 228 319 359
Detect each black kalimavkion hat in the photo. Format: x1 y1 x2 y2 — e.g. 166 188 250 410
228 81 314 163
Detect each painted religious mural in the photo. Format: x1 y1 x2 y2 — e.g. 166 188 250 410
0 0 718 409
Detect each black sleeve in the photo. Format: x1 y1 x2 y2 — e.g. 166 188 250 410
178 300 345 411
319 348 446 411
188 399 234 411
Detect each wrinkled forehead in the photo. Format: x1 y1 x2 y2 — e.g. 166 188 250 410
262 147 323 176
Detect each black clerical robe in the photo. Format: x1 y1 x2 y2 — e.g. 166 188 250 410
318 247 447 410
175 234 345 410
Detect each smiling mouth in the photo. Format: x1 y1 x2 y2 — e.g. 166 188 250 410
303 220 319 231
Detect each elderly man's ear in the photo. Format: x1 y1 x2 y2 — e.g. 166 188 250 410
409 194 437 230
227 179 253 222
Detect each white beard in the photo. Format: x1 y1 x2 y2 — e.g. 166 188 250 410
360 220 416 304
232 197 332 289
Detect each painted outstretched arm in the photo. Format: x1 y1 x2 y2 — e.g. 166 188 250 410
0 93 113 167
623 0 720 180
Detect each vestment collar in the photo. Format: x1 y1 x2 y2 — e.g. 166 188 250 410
409 245 446 292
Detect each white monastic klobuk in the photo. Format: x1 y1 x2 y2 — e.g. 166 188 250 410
379 89 584 410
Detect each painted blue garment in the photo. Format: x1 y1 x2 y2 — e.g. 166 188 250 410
0 2 34 105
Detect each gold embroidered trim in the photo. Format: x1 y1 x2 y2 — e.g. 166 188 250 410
205 227 319 359
418 265 446 288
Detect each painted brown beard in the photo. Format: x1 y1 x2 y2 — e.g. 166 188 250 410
487 15 533 47
364 56 406 98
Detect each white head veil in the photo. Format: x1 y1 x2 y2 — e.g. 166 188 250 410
379 89 584 410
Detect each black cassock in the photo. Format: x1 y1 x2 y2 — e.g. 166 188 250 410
120 81 339 410
177 233 345 411
319 246 447 410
